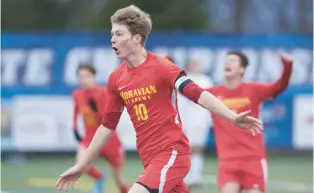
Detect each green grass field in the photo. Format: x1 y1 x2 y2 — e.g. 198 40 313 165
1 154 312 193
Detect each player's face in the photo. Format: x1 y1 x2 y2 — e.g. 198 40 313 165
111 23 139 59
224 54 245 78
78 69 95 88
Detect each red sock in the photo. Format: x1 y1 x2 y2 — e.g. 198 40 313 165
120 185 129 193
86 165 103 180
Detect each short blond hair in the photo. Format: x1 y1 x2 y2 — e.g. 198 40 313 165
111 5 152 45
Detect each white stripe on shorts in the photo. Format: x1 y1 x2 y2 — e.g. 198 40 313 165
159 149 178 193
260 158 268 189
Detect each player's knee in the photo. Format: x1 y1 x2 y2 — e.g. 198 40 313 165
246 188 264 193
191 146 204 154
128 183 151 193
221 182 241 193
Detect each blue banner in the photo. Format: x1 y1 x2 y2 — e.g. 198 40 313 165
1 33 312 98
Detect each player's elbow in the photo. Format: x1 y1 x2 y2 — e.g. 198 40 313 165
94 125 115 143
98 125 115 135
197 91 209 108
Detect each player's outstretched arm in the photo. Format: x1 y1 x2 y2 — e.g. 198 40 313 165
56 125 114 191
174 74 262 134
251 54 293 100
165 60 262 133
198 91 262 134
73 105 82 142
198 91 237 123
72 93 82 142
78 125 114 168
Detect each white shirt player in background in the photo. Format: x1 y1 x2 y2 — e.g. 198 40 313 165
178 59 214 188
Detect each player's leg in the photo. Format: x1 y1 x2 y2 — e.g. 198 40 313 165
171 180 189 193
136 149 190 193
184 124 209 187
242 158 267 193
221 182 241 193
246 189 264 193
128 183 150 193
185 145 204 187
77 143 107 193
100 134 129 193
218 161 241 193
110 165 129 193
128 180 189 193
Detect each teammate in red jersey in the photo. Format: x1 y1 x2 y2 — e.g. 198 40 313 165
56 5 262 193
72 64 128 193
207 51 293 193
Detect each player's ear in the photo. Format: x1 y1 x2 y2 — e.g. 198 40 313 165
240 66 245 76
133 34 142 43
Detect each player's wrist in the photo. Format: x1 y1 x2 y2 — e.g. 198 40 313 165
229 112 237 124
74 162 86 172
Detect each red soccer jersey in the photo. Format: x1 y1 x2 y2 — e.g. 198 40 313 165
72 86 107 142
208 61 292 161
102 52 190 166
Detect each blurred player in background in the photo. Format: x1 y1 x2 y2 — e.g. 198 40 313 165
207 51 293 193
72 64 128 193
172 58 214 187
57 5 262 193
182 59 214 188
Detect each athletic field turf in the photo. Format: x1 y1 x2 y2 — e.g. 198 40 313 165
2 154 312 193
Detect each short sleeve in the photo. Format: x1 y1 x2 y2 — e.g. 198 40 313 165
161 60 186 88
104 74 125 114
101 74 124 130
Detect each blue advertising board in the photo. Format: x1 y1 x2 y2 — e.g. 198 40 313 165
1 33 313 150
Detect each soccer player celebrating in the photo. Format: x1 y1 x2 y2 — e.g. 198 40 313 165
72 64 128 193
207 51 293 193
177 59 214 187
56 5 262 193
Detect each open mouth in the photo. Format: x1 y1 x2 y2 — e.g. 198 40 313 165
224 67 231 72
112 47 118 52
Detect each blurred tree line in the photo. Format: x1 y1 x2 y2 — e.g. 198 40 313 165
2 0 207 31
2 0 312 33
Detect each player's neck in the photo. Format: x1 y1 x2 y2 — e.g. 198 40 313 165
126 47 147 68
225 77 242 90
82 83 96 89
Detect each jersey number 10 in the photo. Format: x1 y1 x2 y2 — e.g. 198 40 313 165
133 103 148 121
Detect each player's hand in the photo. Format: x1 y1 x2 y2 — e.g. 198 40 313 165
74 130 82 142
280 53 293 64
88 99 98 112
56 164 84 191
234 110 263 136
